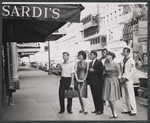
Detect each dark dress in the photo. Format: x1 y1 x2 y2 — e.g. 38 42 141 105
75 61 88 98
102 62 121 101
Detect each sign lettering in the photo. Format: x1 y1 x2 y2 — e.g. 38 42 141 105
2 5 60 19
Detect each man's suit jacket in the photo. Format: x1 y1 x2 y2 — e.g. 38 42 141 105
99 57 109 64
87 59 103 86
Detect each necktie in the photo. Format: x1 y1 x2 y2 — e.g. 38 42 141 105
122 57 130 75
91 60 93 68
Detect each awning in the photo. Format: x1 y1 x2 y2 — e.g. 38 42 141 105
2 4 84 43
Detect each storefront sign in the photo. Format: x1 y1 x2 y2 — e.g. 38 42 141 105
2 4 83 22
2 5 60 19
123 23 133 41
133 23 139 34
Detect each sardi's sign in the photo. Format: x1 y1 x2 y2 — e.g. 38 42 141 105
2 4 60 20
2 4 82 22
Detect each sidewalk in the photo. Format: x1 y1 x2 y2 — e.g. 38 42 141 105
2 66 148 121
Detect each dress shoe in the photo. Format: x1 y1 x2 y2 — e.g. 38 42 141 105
68 111 73 114
58 110 64 114
129 113 136 116
121 111 131 114
79 109 84 113
91 111 97 113
96 111 103 115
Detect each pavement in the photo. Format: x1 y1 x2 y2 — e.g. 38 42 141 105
1 66 148 121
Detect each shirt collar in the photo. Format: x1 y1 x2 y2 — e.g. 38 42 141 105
63 60 70 64
93 58 97 63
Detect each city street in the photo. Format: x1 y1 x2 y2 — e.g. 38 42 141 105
2 66 147 121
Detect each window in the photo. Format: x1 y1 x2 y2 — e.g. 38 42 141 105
115 11 117 21
95 38 97 44
91 40 92 45
93 39 95 44
111 32 113 40
98 37 100 43
110 13 112 23
103 17 105 26
102 37 106 42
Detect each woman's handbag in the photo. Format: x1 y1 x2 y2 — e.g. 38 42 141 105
64 88 79 98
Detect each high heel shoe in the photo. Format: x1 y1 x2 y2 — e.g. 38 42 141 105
79 109 84 113
84 110 88 114
113 115 118 119
109 114 118 119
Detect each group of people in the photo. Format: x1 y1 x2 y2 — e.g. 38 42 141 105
58 47 137 119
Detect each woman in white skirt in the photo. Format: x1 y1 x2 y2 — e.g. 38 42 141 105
102 51 121 119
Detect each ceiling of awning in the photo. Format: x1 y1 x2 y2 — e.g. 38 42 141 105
2 4 84 43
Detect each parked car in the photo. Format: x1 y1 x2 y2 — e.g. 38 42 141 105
52 63 61 75
22 62 26 66
43 63 49 72
39 62 45 70
30 62 38 69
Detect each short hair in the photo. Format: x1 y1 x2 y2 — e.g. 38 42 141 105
106 51 116 59
102 48 108 53
90 51 97 57
123 47 130 53
78 50 86 60
63 52 69 56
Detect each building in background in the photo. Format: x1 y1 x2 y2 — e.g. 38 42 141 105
22 3 147 65
79 3 127 61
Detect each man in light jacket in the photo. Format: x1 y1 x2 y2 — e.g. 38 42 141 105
120 47 137 116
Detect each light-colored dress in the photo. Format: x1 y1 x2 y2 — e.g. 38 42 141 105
102 61 121 101
75 61 88 98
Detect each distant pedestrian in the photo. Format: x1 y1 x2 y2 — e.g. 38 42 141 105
120 47 137 116
136 58 142 69
99 48 109 106
142 53 148 65
58 52 75 114
102 51 121 119
87 51 104 115
74 50 89 114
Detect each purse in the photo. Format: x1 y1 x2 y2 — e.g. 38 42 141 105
64 88 79 98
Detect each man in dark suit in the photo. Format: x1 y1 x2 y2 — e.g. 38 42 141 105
87 51 104 115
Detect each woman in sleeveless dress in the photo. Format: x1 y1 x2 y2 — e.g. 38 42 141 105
102 51 121 119
74 50 89 114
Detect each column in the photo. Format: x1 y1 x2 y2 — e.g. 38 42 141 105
48 41 52 75
10 42 19 89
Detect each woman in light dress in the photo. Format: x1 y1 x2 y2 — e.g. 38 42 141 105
102 51 121 119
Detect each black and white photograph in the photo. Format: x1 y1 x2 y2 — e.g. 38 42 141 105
1 2 148 121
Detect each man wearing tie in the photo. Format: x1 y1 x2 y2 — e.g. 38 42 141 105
87 51 104 115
